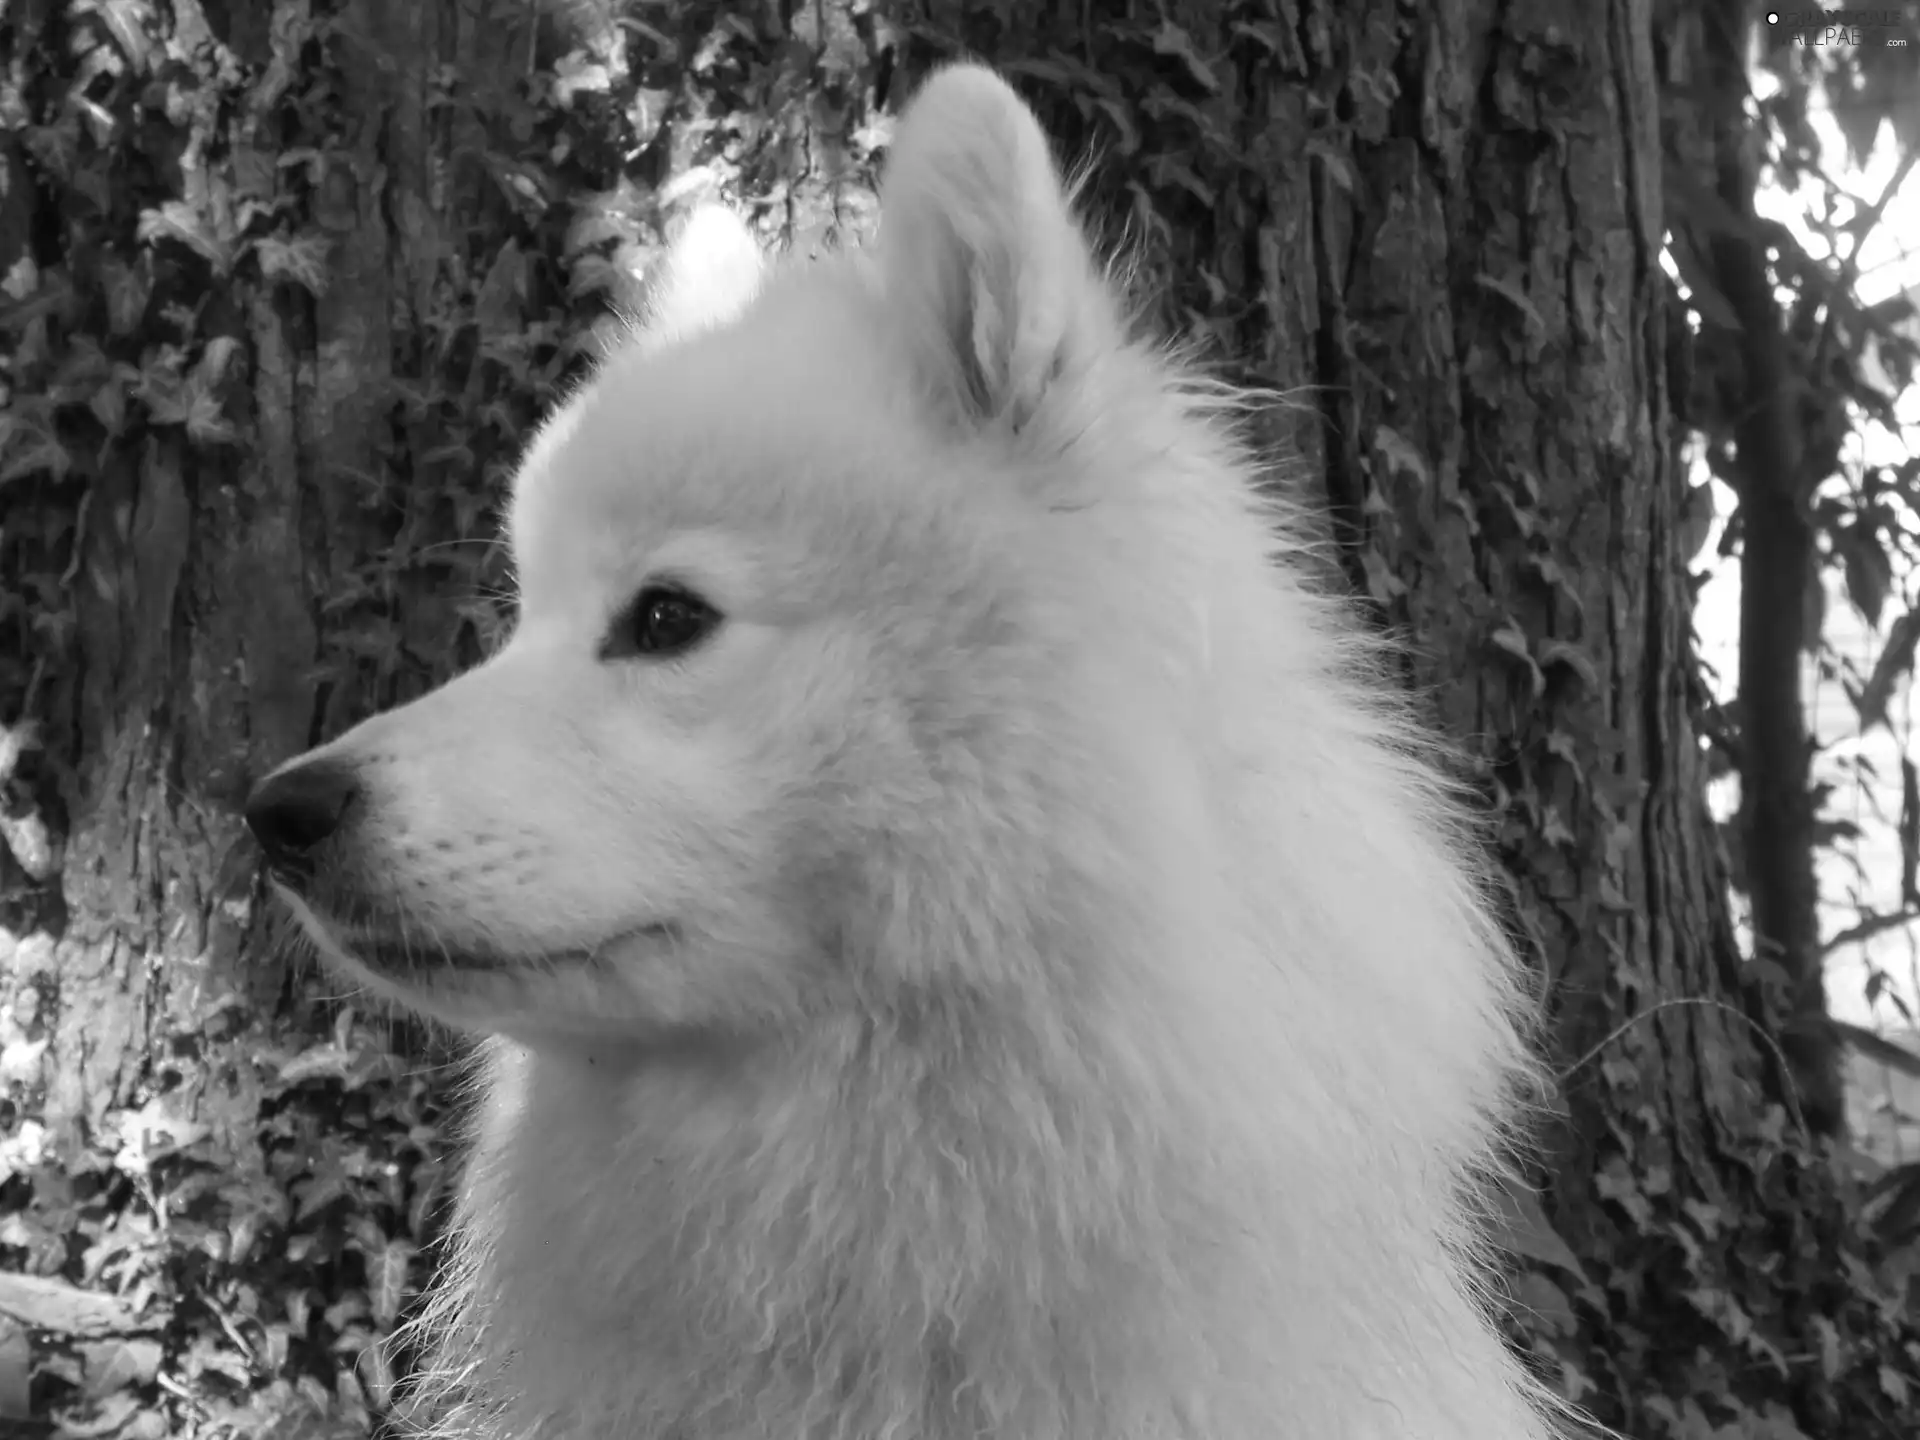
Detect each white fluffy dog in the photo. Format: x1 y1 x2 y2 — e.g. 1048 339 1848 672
246 64 1560 1440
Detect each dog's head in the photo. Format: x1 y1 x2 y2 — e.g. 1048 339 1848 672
246 66 1240 1050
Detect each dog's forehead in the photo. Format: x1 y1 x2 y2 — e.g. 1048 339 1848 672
506 263 935 595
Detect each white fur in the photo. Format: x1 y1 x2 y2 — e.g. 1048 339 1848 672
637 205 766 351
267 65 1564 1440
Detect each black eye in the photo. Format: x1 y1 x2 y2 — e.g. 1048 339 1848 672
603 584 723 660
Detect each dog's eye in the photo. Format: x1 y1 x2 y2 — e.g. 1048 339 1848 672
603 585 722 660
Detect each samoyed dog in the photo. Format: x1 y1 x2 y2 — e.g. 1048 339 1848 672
246 64 1560 1440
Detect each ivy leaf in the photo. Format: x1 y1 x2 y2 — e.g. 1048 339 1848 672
98 256 152 336
1502 1272 1576 1337
0 413 71 485
1834 1019 1920 1079
0 1273 144 1337
1151 23 1220 94
552 50 613 108
137 199 233 270
1489 621 1545 699
1474 273 1545 335
1306 138 1355 196
1230 22 1286 59
92 0 157 71
1853 607 1920 732
1085 95 1140 156
79 1336 163 1398
1487 1173 1590 1281
1358 548 1404 606
1881 1364 1911 1409
1145 153 1213 207
254 233 333 295
1538 639 1598 693
1372 425 1429 487
1836 518 1894 627
0 1318 26 1419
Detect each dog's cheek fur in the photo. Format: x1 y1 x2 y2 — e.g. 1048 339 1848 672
323 656 736 944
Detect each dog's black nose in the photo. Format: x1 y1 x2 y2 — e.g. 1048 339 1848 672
245 758 360 874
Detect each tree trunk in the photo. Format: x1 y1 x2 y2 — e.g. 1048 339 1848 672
1691 0 1838 1140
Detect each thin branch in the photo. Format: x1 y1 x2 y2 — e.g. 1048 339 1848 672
1810 141 1920 362
1822 905 1920 957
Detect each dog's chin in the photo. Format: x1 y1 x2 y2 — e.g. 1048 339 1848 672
332 933 687 1050
278 888 677 1042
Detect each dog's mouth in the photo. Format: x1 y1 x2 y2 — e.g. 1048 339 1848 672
277 887 676 980
346 925 677 976
342 934 518 976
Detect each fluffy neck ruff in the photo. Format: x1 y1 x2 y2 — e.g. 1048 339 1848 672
413 827 1251 1438
408 722 1543 1440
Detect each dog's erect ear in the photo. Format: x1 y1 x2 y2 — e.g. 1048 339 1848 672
641 205 765 349
877 65 1110 427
